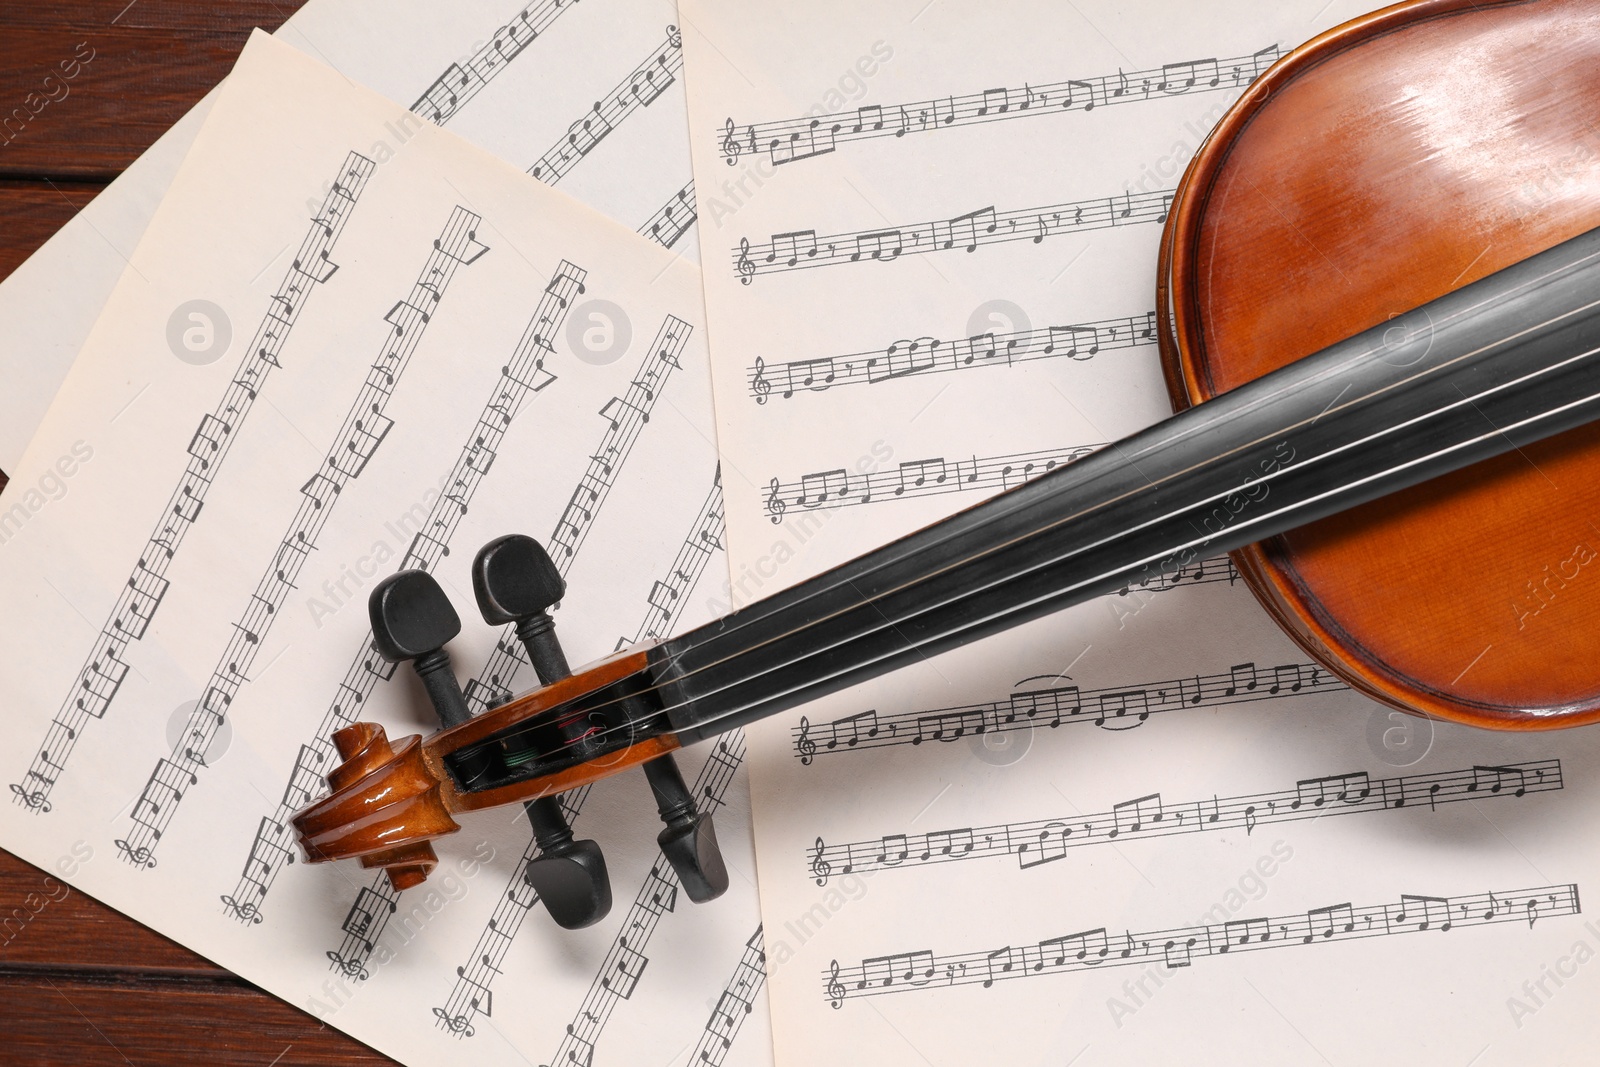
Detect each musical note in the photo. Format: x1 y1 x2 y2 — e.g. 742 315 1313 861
734 188 1172 281
804 759 1560 877
616 470 725 649
1159 57 1222 93
771 229 822 266
549 316 693 563
797 468 851 508
528 26 685 185
639 180 698 250
793 655 1335 762
530 732 750 1060
686 926 768 1062
826 884 1579 1002
1219 917 1270 952
112 206 491 867
715 45 1284 165
942 206 998 252
186 414 231 470
1109 793 1163 837
1470 764 1533 797
763 443 1103 514
769 117 838 166
408 0 578 124
913 707 987 744
13 153 378 815
1394 894 1453 933
1096 688 1150 729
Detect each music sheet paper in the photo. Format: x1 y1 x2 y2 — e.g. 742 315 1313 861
0 0 699 475
0 97 214 474
679 2 1600 1063
0 33 769 1067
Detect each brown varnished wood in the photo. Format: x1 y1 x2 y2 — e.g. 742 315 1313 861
291 649 675 878
0 849 218 975
1160 0 1600 728
0 974 392 1066
0 182 101 283
0 1 304 180
293 724 461 879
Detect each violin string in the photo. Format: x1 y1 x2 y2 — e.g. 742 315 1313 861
485 267 1600 767
510 342 1600 767
630 246 1600 682
446 244 1600 774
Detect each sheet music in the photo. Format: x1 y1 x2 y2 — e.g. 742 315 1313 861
0 0 699 476
678 1 1600 1063
0 35 768 1067
284 0 698 250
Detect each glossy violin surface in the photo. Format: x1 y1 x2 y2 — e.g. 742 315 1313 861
292 0 1600 919
1160 0 1600 728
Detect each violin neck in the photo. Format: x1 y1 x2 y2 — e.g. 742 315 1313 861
651 225 1600 744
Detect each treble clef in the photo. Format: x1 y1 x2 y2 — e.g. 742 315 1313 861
114 839 156 869
765 476 787 524
327 950 371 981
722 116 742 165
9 783 51 812
752 357 773 405
809 836 832 886
667 24 682 48
220 894 264 924
827 960 846 1009
432 1007 476 1038
796 715 816 763
737 237 756 285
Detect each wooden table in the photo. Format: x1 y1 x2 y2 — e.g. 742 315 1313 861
0 4 394 1063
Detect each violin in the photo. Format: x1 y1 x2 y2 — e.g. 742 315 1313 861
292 0 1600 930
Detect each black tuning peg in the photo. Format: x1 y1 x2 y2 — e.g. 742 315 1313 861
522 795 612 930
472 534 612 930
472 533 569 685
643 754 730 904
472 532 726 907
369 570 471 729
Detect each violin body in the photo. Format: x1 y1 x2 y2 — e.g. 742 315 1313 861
1160 0 1600 729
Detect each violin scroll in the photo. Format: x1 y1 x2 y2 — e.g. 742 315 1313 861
292 721 461 890
291 535 725 929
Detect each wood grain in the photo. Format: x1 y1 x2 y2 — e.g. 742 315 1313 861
0 2 301 180
0 181 102 280
0 3 396 1062
1160 0 1600 727
0 974 388 1066
0 850 217 974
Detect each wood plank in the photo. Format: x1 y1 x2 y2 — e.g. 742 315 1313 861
0 1 307 179
0 179 103 282
0 973 397 1065
0 848 221 975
